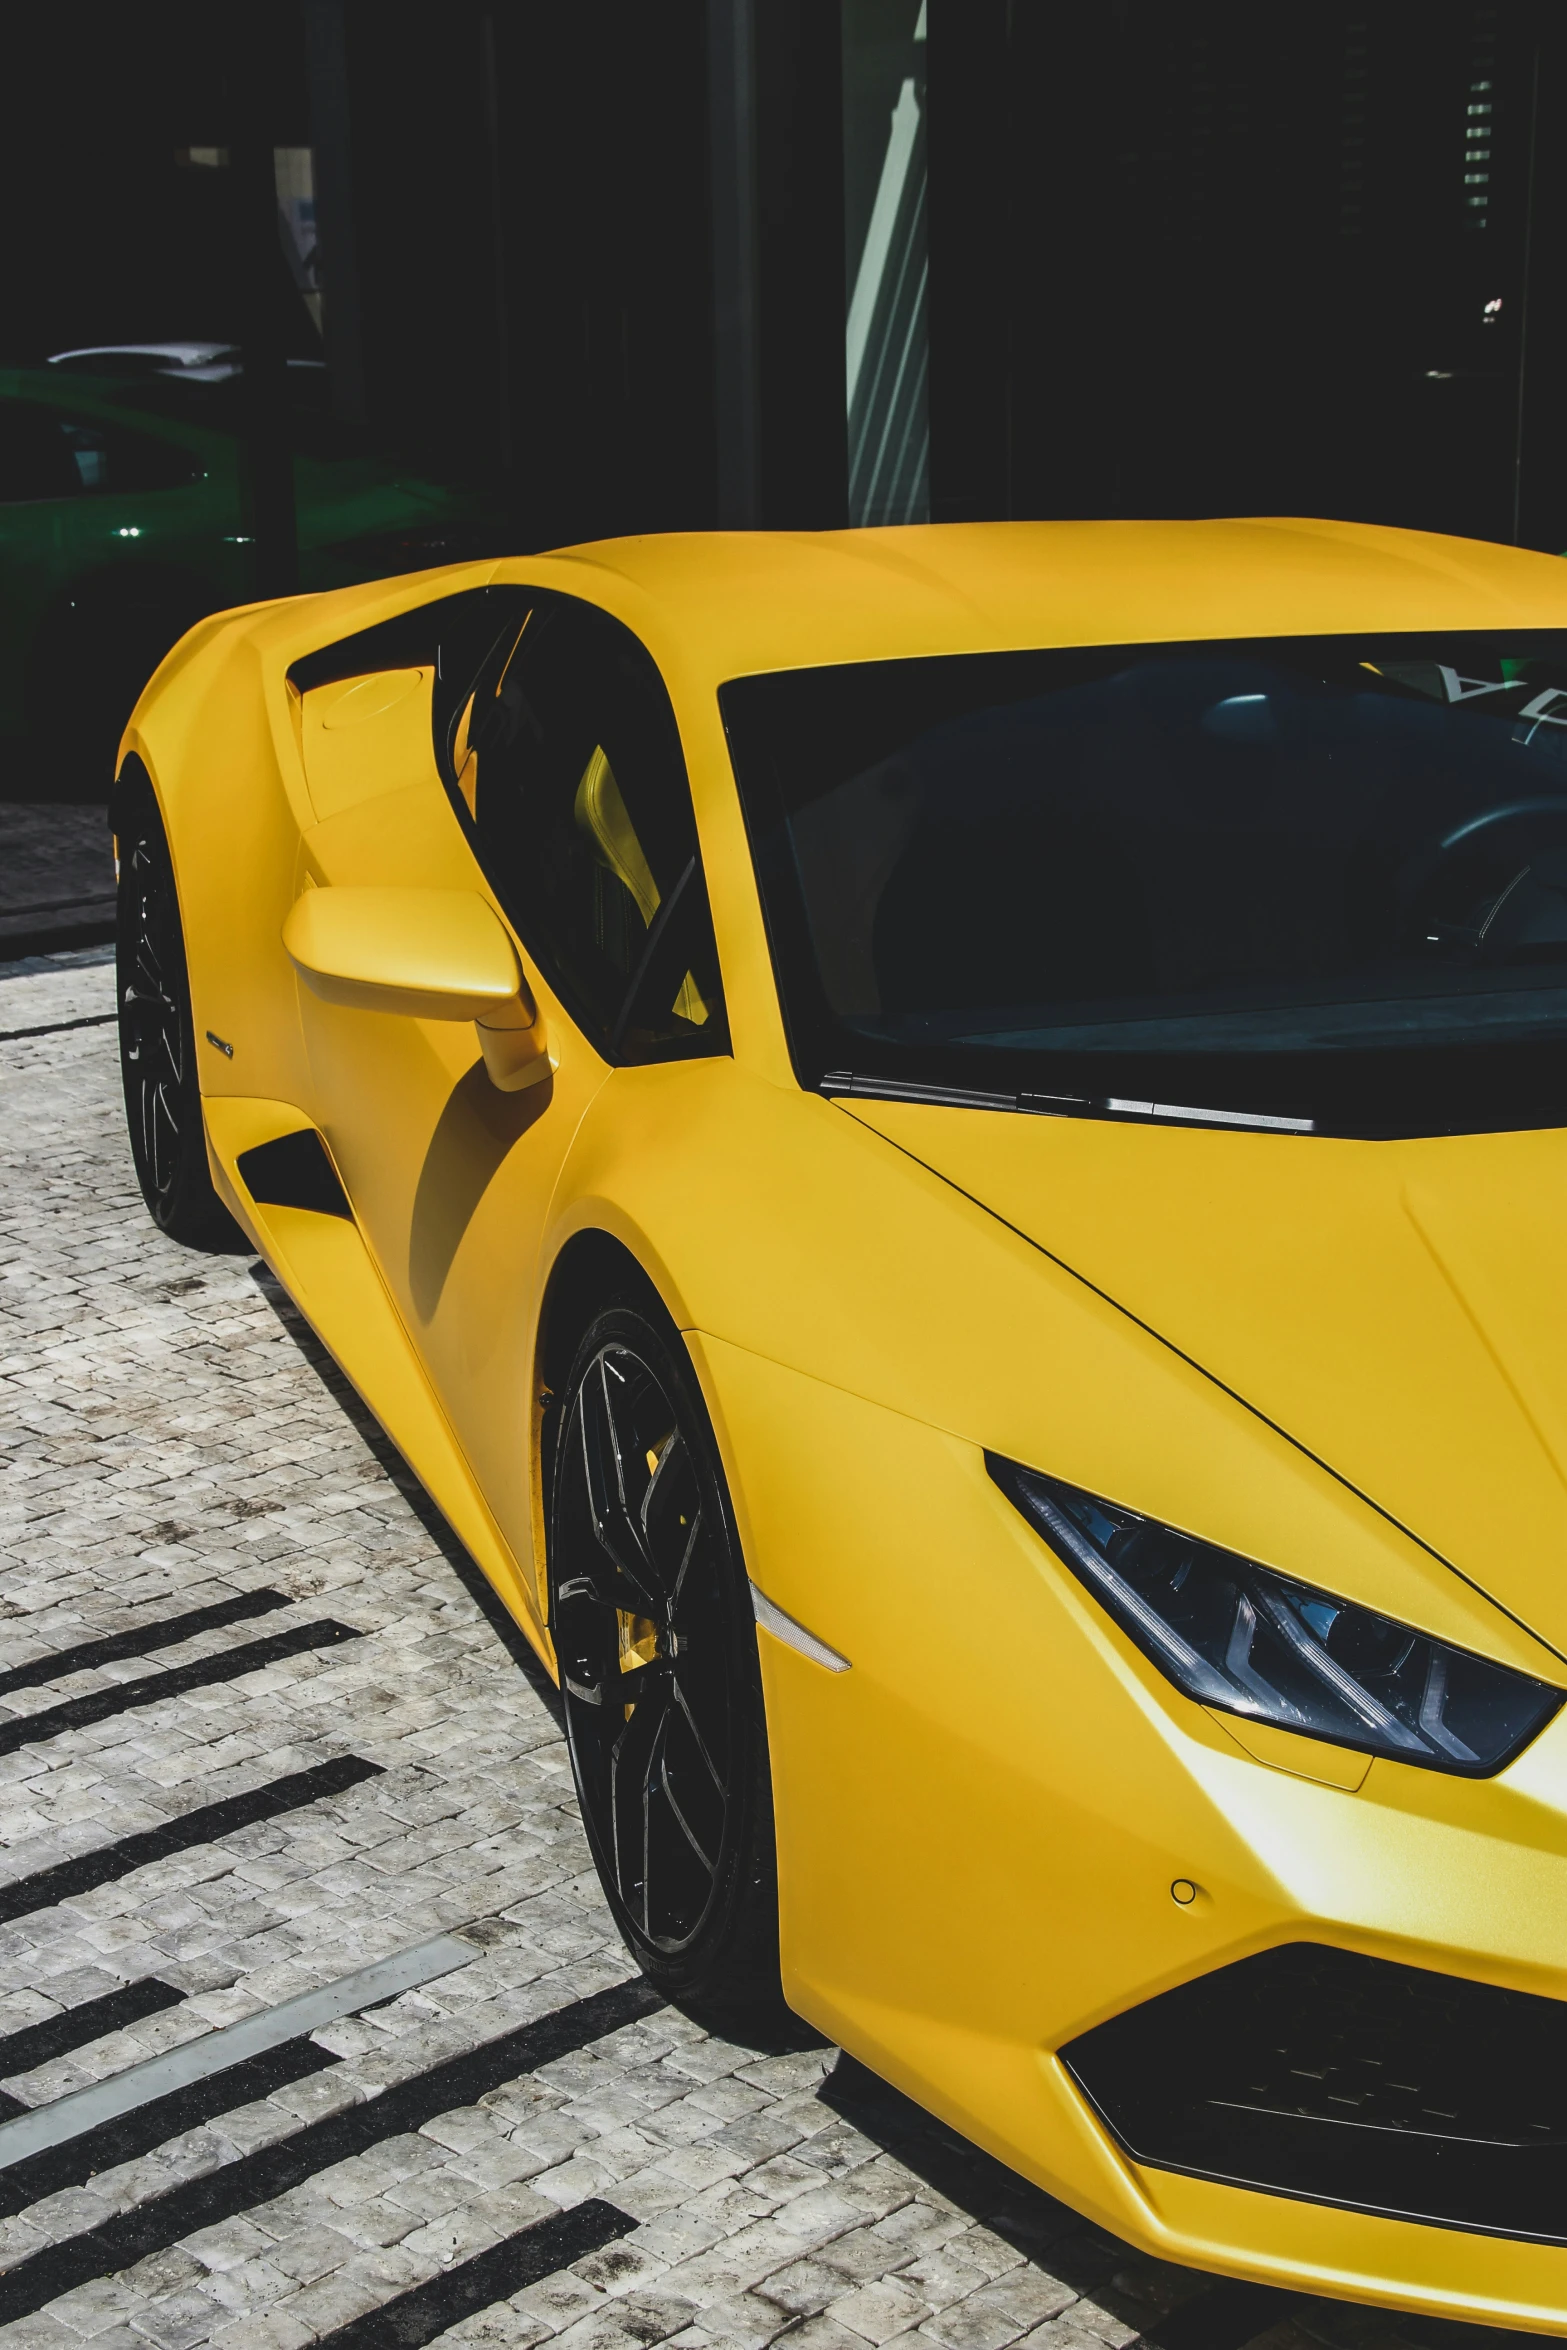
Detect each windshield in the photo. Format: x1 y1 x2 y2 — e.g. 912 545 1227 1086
719 633 1567 1140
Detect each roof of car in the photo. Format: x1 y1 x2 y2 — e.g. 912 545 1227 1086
0 367 224 441
504 519 1567 676
47 342 240 369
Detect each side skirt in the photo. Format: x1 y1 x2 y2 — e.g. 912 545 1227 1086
203 1094 554 1674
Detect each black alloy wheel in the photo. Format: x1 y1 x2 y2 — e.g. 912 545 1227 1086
116 781 240 1251
550 1297 782 2012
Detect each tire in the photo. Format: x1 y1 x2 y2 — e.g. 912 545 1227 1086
116 782 242 1252
548 1293 783 2016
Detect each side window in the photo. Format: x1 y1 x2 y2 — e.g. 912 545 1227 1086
445 595 727 1063
287 586 529 823
0 405 81 502
0 405 200 504
58 417 201 494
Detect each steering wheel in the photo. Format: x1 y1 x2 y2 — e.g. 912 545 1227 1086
1432 797 1567 855
1400 798 1567 952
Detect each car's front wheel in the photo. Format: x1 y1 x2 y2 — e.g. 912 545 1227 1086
116 775 241 1252
549 1292 782 2016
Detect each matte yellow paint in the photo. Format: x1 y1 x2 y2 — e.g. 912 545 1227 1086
121 522 1567 2329
300 666 436 819
1137 2170 1567 2333
842 1097 1567 1665
475 1007 553 1094
283 885 526 1020
1210 1713 1372 1792
204 1094 549 1658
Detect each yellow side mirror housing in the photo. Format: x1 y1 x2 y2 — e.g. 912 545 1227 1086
282 886 549 1089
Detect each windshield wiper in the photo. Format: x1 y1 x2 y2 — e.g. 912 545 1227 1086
821 1071 1314 1135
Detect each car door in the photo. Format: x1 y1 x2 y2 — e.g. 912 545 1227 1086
293 585 728 1600
0 395 82 737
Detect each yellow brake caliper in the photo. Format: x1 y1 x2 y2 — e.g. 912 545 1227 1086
618 1444 666 1717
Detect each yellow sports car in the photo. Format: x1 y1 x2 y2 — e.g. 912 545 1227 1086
116 521 1567 2331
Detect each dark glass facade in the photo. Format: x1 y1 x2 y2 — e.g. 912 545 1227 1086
927 1 1567 548
1 0 1563 843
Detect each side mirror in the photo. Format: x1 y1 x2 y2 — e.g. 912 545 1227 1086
283 886 550 1091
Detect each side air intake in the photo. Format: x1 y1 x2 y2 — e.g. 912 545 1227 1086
1062 1942 1567 2243
236 1129 351 1220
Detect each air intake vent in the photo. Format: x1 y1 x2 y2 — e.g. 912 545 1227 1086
237 1128 350 1219
1062 1942 1567 2243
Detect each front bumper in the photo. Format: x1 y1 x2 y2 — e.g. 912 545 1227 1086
1063 1940 1567 2242
694 1331 1567 2332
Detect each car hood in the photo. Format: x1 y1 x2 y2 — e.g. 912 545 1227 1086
844 1098 1567 1661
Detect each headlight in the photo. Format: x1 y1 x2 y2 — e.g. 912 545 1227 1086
988 1455 1563 1775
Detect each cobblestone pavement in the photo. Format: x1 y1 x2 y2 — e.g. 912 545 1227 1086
0 950 1519 2350
0 814 116 959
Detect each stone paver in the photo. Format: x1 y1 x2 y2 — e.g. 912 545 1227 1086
0 812 116 958
0 948 1531 2349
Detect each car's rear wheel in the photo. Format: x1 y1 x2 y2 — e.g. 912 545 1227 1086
116 780 241 1251
549 1294 782 2015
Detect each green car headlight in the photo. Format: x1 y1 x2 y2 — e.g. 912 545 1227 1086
988 1455 1563 1775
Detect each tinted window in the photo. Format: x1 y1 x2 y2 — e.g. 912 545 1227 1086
287 584 530 722
0 402 200 502
444 596 726 1063
0 404 82 502
58 416 202 493
721 632 1567 1140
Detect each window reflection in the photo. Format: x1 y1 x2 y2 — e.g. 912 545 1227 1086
843 0 930 527
0 24 509 806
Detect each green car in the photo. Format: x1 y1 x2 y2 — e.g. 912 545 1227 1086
0 365 498 791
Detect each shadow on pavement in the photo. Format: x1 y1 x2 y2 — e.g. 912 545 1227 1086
247 1258 566 1732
